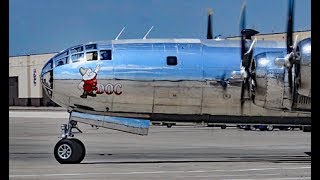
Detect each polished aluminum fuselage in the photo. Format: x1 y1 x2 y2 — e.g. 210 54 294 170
41 38 311 121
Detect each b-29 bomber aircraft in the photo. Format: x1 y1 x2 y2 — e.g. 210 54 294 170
40 0 311 164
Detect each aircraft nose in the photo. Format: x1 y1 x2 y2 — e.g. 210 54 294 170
41 58 54 95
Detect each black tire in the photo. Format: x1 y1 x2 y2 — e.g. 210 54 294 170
70 138 86 163
266 125 274 131
220 125 227 129
285 127 293 131
259 126 267 131
250 125 257 131
244 125 251 131
303 126 311 132
54 138 85 164
167 124 172 128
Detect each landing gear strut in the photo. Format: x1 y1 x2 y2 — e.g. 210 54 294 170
53 113 86 164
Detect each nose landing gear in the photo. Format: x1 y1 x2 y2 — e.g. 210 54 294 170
53 114 86 164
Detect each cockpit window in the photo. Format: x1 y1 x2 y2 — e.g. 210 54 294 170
42 58 53 73
55 56 69 67
85 44 97 50
86 51 98 61
100 50 112 60
70 46 84 54
55 50 68 60
57 61 64 67
71 53 85 63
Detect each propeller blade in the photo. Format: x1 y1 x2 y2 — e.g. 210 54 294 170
288 67 293 93
207 9 213 39
286 0 294 54
240 80 245 112
239 0 247 113
239 0 246 60
245 38 257 56
220 72 228 90
251 60 257 103
286 0 295 93
238 0 259 113
293 34 299 50
239 0 246 33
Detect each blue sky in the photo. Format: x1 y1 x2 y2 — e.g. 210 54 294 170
9 0 310 56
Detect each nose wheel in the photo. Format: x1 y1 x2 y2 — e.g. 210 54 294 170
54 112 86 164
54 138 86 164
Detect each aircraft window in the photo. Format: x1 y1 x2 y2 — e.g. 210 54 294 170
55 50 68 60
70 46 84 54
56 61 64 67
71 53 85 63
167 56 177 66
86 51 98 61
42 59 53 73
55 57 69 67
85 44 97 50
100 50 112 60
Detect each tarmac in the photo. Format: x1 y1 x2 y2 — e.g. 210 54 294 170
9 106 67 111
9 108 311 180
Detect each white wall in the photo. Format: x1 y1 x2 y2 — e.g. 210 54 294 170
9 53 56 98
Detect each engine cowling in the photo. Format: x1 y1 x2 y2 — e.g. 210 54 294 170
252 51 286 109
252 37 311 111
292 37 311 110
297 37 311 64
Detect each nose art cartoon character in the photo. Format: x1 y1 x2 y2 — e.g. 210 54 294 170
78 65 100 98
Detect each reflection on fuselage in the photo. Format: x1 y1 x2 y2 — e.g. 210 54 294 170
39 38 310 116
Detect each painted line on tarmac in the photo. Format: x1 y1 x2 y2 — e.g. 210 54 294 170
9 111 69 118
228 177 310 180
190 173 281 178
9 166 310 178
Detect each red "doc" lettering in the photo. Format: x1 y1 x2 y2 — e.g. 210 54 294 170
97 84 105 94
105 84 114 95
96 83 122 95
114 84 122 95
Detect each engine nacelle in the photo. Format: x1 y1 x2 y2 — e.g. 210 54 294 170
252 51 286 109
297 37 311 64
293 37 311 110
252 37 311 111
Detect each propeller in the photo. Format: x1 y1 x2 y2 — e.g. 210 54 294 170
284 0 299 95
219 72 228 90
239 0 258 113
207 9 213 39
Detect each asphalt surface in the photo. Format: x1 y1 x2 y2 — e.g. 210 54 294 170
9 110 311 180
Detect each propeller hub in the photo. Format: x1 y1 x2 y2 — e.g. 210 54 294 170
240 67 248 80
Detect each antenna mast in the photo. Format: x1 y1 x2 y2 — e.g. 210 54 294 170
115 27 125 40
143 26 154 39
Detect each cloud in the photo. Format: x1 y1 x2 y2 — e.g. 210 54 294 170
99 66 113 71
115 71 158 74
68 61 101 69
111 64 173 70
54 70 80 79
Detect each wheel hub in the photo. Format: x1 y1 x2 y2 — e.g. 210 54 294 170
58 144 72 159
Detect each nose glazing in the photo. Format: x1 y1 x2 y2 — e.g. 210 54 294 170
41 58 54 95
